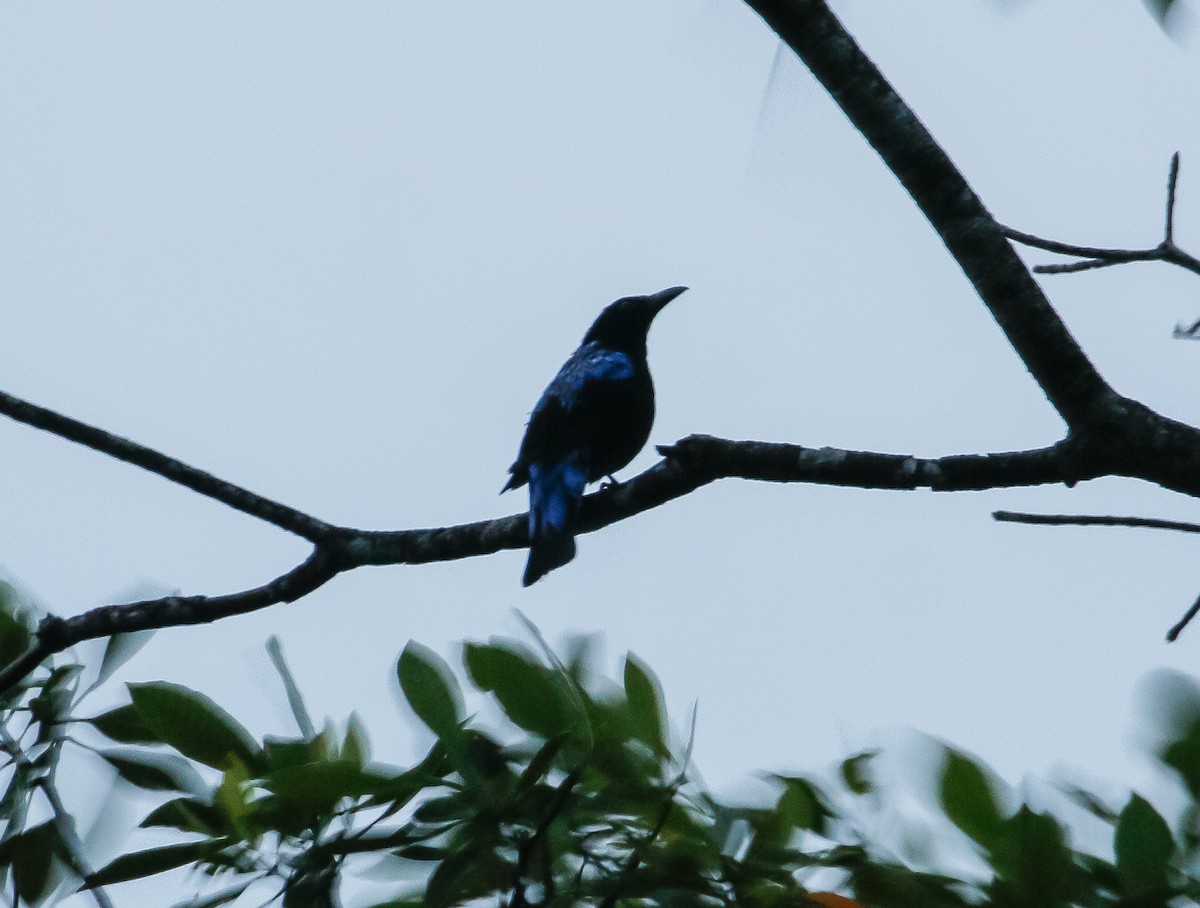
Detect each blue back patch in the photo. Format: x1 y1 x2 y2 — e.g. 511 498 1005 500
550 343 634 410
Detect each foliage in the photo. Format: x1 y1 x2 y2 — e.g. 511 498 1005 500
0 591 1198 907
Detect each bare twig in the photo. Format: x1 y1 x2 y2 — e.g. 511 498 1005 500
1166 151 1180 244
1003 153 1200 287
0 389 337 543
995 510 1200 641
1168 593 1200 642
993 511 1200 534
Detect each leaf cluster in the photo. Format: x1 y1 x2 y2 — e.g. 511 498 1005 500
0 601 1199 906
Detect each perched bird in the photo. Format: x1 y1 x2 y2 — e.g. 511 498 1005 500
503 286 687 586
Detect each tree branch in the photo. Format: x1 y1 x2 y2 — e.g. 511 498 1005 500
741 0 1115 429
0 389 337 543
993 511 1200 534
1002 154 1200 293
0 432 1115 694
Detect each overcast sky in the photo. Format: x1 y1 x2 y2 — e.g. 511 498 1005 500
2 1 1200 903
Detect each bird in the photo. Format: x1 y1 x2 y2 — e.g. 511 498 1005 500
503 286 687 586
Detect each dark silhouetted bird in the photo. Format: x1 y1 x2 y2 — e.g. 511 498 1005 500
503 286 687 586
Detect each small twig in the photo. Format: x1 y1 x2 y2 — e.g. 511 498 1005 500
1173 318 1200 339
0 389 337 543
1168 593 1200 642
994 511 1200 643
1003 153 1200 290
511 767 583 908
1166 151 1181 245
992 511 1200 534
597 788 676 908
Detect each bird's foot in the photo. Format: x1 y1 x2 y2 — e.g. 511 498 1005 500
598 474 623 492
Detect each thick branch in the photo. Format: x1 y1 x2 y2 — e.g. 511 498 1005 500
0 434 1110 693
741 0 1115 428
339 436 1096 567
0 389 336 543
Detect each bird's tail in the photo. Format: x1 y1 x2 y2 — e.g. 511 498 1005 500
523 454 587 586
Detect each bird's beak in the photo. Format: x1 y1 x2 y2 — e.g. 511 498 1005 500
646 285 688 313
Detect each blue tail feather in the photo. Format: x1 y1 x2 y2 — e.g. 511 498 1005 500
523 454 587 585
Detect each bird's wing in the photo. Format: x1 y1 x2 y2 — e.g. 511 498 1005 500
504 344 634 488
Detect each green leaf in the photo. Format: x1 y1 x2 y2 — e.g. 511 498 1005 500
0 597 32 668
1114 794 1174 897
85 703 159 744
129 682 262 771
773 775 830 834
12 822 63 906
1161 717 1200 799
841 751 876 795
398 642 464 740
30 664 83 730
216 757 253 841
85 840 221 888
86 630 154 697
264 760 399 807
343 712 371 766
624 653 667 756
990 806 1073 906
517 733 568 791
0 764 33 821
141 798 226 836
102 750 207 794
167 878 254 908
424 839 510 908
939 748 1004 851
464 640 579 740
413 794 469 824
263 734 328 772
266 636 315 739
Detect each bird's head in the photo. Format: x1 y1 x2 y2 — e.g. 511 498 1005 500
581 286 687 352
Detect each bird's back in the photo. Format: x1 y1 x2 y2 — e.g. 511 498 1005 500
506 341 655 489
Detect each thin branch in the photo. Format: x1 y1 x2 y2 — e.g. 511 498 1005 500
993 511 1200 534
1000 227 1165 267
40 777 115 908
995 510 1200 642
1168 593 1200 642
0 433 1115 694
598 786 676 908
742 0 1115 429
1166 151 1180 244
38 548 340 648
0 389 337 543
511 767 583 908
0 725 115 908
1003 153 1200 287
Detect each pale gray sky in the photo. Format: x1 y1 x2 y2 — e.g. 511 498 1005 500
2 2 1200 903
